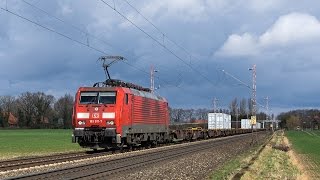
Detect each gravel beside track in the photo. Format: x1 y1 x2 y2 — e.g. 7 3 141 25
114 131 270 180
3 131 270 180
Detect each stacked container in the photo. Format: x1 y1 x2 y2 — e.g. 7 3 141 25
208 113 231 129
241 119 251 129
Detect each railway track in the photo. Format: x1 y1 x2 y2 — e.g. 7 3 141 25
10 132 266 180
0 150 112 172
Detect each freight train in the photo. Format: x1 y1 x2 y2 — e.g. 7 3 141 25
71 56 263 150
72 78 262 150
72 79 170 150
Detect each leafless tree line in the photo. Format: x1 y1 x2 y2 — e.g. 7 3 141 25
169 108 211 123
278 109 320 129
0 92 73 128
170 97 269 123
0 92 271 128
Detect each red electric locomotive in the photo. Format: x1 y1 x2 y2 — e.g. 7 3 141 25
72 79 170 150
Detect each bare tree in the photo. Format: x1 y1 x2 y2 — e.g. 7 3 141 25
34 92 55 127
17 92 36 127
170 108 184 123
195 108 208 120
286 115 300 130
17 92 54 128
229 98 238 116
54 94 74 128
239 98 247 116
182 109 194 122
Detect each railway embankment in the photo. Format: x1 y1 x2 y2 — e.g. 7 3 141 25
212 130 320 180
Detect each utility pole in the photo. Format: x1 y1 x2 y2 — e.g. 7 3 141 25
264 96 269 130
150 65 158 94
249 64 257 117
150 65 155 94
213 97 219 113
249 64 257 145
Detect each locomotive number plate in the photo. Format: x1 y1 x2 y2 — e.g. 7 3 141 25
92 113 99 118
90 120 102 123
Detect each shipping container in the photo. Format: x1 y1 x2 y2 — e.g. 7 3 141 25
241 119 251 129
208 113 231 129
256 122 261 129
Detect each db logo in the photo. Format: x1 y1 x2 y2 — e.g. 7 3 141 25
92 113 99 118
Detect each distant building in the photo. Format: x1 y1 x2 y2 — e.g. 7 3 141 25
2 112 18 127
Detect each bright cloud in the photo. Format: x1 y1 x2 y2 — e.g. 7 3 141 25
216 13 320 57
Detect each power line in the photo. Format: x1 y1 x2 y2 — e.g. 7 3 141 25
17 0 181 88
21 0 129 58
122 0 191 56
2 2 260 109
0 7 106 55
24 0 220 89
99 0 217 87
122 0 224 86
0 6 179 89
221 69 251 89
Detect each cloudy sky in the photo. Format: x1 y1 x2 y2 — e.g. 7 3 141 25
1 0 320 114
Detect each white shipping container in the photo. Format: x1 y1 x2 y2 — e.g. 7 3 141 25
241 119 251 129
208 113 231 129
256 122 261 129
228 115 231 129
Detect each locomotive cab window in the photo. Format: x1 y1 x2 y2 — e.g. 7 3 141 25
99 92 116 104
80 92 98 104
125 93 128 104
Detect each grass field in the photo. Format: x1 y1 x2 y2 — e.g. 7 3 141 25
241 131 299 180
0 129 84 160
286 130 320 165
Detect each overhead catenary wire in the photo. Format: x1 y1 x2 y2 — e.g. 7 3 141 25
2 2 265 109
0 6 180 90
122 0 191 56
15 0 182 89
104 1 269 110
0 7 106 55
99 0 217 87
21 0 135 60
24 0 221 89
121 0 223 85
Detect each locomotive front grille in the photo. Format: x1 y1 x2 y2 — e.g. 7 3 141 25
73 128 116 144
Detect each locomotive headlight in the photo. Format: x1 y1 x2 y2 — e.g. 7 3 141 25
106 121 114 125
77 113 89 119
78 120 86 125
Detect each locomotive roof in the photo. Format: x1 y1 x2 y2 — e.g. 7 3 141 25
130 88 167 102
78 87 167 102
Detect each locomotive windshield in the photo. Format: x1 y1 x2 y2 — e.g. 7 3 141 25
80 92 98 104
79 92 116 104
99 92 116 104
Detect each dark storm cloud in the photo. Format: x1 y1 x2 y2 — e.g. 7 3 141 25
1 0 320 114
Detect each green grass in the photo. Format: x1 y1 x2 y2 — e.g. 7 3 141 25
0 129 84 160
209 144 262 180
286 130 320 165
210 157 242 180
241 134 299 180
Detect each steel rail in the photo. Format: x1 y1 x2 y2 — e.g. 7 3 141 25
10 132 268 180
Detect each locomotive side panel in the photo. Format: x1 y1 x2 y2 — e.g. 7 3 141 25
131 96 168 131
121 89 169 145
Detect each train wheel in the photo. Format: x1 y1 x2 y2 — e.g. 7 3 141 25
119 142 125 153
151 141 157 148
